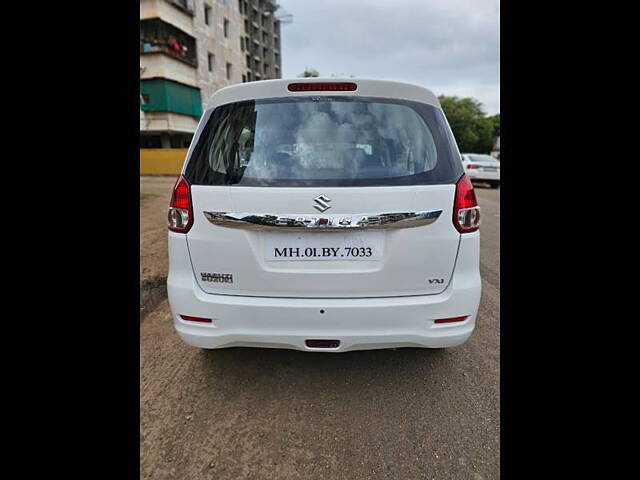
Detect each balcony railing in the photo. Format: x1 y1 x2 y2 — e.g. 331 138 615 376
140 41 197 67
140 18 197 67
140 78 202 118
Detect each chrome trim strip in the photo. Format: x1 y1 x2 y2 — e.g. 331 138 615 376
203 210 443 231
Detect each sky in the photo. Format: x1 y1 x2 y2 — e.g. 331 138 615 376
278 0 500 115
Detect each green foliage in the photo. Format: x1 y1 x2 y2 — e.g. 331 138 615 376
438 95 500 154
298 67 320 78
487 113 500 139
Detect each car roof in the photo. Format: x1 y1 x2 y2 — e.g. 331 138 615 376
205 78 441 111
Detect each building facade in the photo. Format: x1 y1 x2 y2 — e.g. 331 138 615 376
140 0 282 148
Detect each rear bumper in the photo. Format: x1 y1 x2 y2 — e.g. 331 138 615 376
167 233 481 352
171 288 479 352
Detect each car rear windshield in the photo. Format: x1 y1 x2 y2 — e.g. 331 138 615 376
185 96 463 187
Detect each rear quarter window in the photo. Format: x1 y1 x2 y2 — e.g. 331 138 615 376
185 96 463 187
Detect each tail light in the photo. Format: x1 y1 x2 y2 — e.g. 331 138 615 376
453 174 480 233
168 175 193 233
288 82 357 92
466 164 480 169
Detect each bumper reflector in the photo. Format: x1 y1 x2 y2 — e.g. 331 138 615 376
434 316 468 324
180 315 213 323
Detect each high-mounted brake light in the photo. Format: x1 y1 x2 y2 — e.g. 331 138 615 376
453 174 480 233
168 175 194 233
288 82 357 92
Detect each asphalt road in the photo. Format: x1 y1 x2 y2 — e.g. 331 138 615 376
140 182 500 480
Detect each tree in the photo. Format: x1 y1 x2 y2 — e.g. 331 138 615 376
487 113 500 139
298 67 320 78
438 95 499 154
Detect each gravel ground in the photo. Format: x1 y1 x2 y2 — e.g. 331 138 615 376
140 176 178 283
140 179 500 479
140 176 178 314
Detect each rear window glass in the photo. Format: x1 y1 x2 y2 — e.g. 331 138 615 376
185 96 463 187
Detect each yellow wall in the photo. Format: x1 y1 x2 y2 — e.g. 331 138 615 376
140 149 188 175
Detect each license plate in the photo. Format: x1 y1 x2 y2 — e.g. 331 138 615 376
483 167 497 172
264 231 384 261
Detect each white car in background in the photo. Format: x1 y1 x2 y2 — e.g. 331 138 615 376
167 78 482 353
461 154 500 188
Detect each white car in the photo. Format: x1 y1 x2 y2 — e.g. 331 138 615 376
461 153 500 188
167 78 481 352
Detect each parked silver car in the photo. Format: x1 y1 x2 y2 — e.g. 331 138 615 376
461 154 500 188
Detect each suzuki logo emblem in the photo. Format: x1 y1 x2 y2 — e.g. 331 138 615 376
313 195 332 212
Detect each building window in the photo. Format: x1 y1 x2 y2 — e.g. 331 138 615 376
208 53 214 72
263 63 269 75
262 31 268 44
262 47 268 58
166 0 196 15
204 5 211 25
242 74 246 83
244 19 249 33
224 18 229 38
226 62 232 80
275 52 279 65
240 37 244 50
238 0 243 14
140 134 163 149
169 133 193 148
